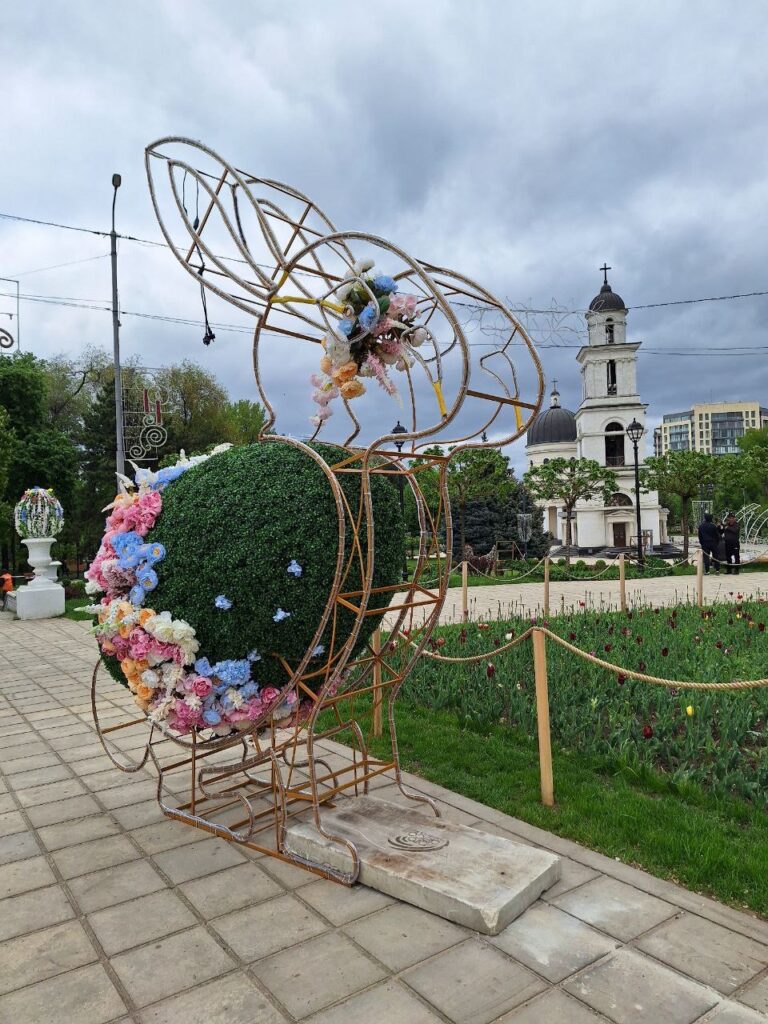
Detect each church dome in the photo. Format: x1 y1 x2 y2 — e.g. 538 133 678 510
588 270 626 312
527 386 577 446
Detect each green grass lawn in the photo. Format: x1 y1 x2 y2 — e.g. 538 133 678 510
372 701 768 916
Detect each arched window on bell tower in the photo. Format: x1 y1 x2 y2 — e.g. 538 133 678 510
605 318 615 344
607 359 617 395
605 421 625 466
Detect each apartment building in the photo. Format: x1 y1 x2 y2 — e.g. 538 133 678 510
654 402 768 456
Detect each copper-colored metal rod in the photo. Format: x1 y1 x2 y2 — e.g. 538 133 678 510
184 168 228 263
101 717 148 734
465 389 537 410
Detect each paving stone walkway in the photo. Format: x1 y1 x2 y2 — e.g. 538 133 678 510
396 571 768 625
1 615 768 1022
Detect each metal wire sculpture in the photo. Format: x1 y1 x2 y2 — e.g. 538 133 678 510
91 136 544 883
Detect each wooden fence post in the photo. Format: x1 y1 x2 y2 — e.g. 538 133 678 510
532 629 554 807
619 553 626 613
543 556 550 618
696 547 704 608
372 628 383 737
461 560 469 623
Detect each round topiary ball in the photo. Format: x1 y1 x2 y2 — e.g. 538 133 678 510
117 441 403 687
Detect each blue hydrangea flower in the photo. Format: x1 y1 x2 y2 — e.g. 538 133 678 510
129 584 145 606
372 275 398 294
240 681 259 699
211 659 251 687
139 542 165 564
358 303 378 331
215 594 233 610
112 530 141 557
337 318 355 337
195 657 213 677
202 709 221 726
287 560 302 578
312 644 325 657
136 566 158 591
118 550 141 570
273 608 291 623
247 648 261 662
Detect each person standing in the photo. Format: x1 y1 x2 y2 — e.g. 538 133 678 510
698 513 721 575
723 513 741 575
1 568 13 610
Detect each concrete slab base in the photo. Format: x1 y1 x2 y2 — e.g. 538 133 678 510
284 795 560 935
14 583 65 620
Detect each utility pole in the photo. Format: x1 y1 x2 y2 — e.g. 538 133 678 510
111 173 125 478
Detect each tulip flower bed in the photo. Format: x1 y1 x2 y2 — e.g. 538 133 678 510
405 598 768 806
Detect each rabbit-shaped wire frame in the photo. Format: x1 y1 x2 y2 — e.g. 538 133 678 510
90 137 544 884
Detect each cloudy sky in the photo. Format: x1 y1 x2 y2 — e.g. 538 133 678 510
3 1 768 470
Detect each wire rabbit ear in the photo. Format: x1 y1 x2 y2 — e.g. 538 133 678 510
145 137 346 319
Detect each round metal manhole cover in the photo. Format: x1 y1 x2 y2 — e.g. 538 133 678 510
387 829 449 852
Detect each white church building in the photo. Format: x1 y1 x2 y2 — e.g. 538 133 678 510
526 270 669 553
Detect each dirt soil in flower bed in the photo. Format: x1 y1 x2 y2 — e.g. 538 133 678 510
406 598 768 806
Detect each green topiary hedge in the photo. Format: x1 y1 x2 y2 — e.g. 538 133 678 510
108 442 404 687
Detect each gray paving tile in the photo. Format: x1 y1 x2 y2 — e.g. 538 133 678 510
0 752 59 775
137 971 288 1024
180 861 282 919
212 892 328 961
637 913 768 996
0 854 56 898
152 836 248 883
98 779 164 809
88 888 197 956
26 792 101 826
553 876 678 942
258 855 320 889
0 829 40 865
15 777 87 807
111 925 236 1007
345 902 468 973
252 930 386 1019
497 988 606 1022
0 919 97 995
563 948 717 1024
738 973 768 1014
37 813 120 851
0 962 126 1024
403 939 546 1024
699 1002 768 1023
0 883 75 942
306 979 443 1024
109 799 164 831
490 903 619 983
0 793 16 814
130 818 208 855
541 857 600 901
68 858 167 913
52 833 138 879
7 763 73 790
0 806 32 839
299 877 395 925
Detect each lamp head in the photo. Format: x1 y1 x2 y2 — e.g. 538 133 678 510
626 418 644 444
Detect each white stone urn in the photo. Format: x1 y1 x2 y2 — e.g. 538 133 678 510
21 537 57 588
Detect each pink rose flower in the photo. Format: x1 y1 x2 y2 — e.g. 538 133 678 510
261 687 280 705
192 676 212 698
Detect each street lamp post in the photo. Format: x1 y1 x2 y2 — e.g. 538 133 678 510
626 418 644 569
391 420 409 582
110 173 125 478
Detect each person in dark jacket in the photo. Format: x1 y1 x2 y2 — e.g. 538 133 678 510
723 513 740 574
698 513 722 574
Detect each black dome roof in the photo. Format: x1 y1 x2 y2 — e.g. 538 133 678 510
589 281 626 312
527 405 577 446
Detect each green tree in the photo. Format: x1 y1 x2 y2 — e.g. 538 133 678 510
447 448 514 558
639 450 718 558
154 361 230 454
524 458 618 565
0 406 16 557
0 352 47 434
220 399 268 445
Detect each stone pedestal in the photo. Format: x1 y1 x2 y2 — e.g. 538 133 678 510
285 795 560 935
15 583 65 620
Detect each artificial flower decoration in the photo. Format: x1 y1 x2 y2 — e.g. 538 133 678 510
273 608 291 623
309 261 429 426
215 594 233 610
287 560 303 578
14 487 64 539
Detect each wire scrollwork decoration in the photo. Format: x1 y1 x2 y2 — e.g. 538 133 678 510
0 327 15 351
122 374 169 462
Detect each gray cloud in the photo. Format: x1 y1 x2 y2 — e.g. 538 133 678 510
3 0 768 474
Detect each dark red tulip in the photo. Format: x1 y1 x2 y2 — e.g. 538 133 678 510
569 632 577 641
486 662 495 679
638 660 647 671
604 643 612 653
715 641 723 649
643 724 653 739
661 647 669 656
636 636 643 644
617 674 626 686
759 623 766 632
459 629 467 644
